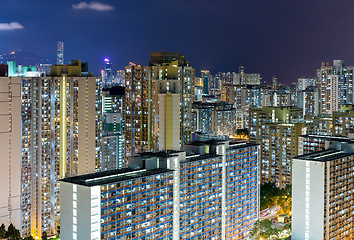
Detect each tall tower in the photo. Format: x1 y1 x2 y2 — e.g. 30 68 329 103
56 41 64 65
201 70 210 95
104 58 112 87
0 60 102 239
124 52 195 159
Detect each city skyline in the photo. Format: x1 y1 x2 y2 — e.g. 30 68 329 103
2 0 354 83
2 1 354 239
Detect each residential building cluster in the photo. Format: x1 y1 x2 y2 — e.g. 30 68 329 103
0 44 354 239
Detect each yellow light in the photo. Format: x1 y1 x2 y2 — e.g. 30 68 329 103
59 76 67 179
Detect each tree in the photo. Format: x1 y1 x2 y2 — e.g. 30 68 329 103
260 182 292 214
250 219 281 240
0 224 6 239
7 223 21 240
260 182 280 210
56 225 60 237
42 231 48 240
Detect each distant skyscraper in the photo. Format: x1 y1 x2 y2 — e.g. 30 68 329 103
201 70 210 95
317 60 354 115
56 41 64 65
298 77 316 91
115 69 125 86
104 58 112 87
234 66 260 85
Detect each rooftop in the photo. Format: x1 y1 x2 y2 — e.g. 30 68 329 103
183 153 221 162
301 134 354 143
60 168 173 187
228 142 259 150
294 149 354 162
140 149 184 158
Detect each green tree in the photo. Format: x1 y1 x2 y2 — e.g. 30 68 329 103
0 223 6 239
42 231 48 240
250 219 281 240
7 223 21 240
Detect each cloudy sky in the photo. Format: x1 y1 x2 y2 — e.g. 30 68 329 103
1 0 354 83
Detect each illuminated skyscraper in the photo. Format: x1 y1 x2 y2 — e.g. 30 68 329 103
102 86 125 170
201 70 210 95
125 52 195 158
234 66 261 85
249 107 307 187
0 60 102 239
56 41 64 65
317 60 354 115
104 58 112 87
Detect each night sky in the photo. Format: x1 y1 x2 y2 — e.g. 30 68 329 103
1 0 354 84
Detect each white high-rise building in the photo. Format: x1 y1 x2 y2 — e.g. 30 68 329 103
292 141 354 239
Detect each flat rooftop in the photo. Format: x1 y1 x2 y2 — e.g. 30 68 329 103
183 153 221 162
301 134 354 143
228 142 259 150
61 168 173 187
295 149 354 162
139 150 184 158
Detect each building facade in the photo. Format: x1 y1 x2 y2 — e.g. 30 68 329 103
60 140 260 240
292 141 354 239
125 52 195 158
0 60 102 239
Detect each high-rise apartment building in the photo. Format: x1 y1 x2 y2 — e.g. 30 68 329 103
332 104 354 137
0 60 102 239
249 106 303 142
124 64 152 157
60 140 260 240
102 86 125 170
234 66 260 85
297 77 316 91
292 141 354 239
298 134 352 155
249 107 309 187
125 52 195 158
304 115 333 136
115 70 125 86
56 41 64 65
297 86 319 116
317 60 354 115
192 102 236 137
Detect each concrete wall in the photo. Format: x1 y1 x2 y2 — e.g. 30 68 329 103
60 182 101 240
158 93 180 151
0 77 21 229
292 159 325 240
